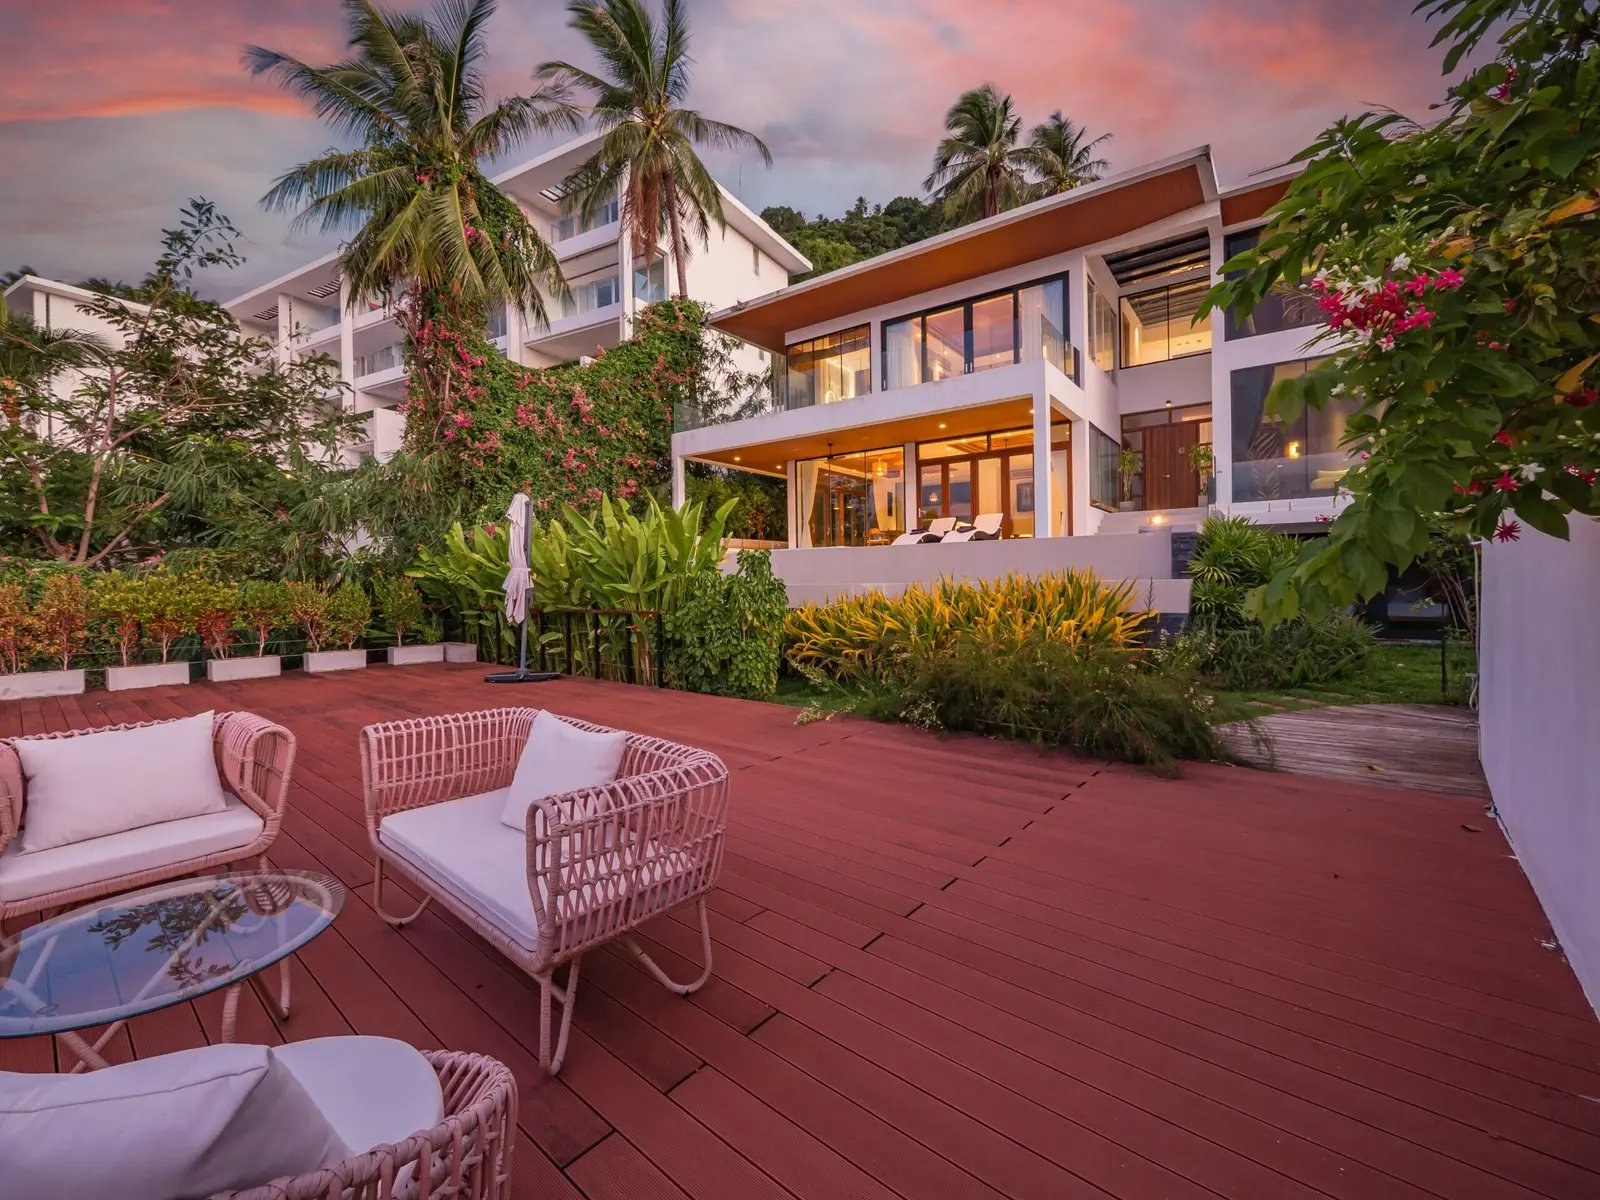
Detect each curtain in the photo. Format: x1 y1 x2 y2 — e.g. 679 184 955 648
883 319 921 389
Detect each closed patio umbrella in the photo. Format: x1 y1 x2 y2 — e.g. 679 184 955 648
486 492 557 684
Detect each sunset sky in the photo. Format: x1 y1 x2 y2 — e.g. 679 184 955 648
0 0 1468 298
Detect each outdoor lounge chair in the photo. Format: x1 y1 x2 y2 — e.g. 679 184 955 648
361 708 729 1075
890 516 959 545
942 513 1004 543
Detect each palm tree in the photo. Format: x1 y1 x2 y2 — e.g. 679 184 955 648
1023 113 1112 197
0 308 105 427
246 0 576 438
537 0 773 300
924 84 1031 224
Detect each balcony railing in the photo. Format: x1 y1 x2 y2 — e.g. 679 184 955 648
551 199 620 243
560 274 622 319
354 343 403 377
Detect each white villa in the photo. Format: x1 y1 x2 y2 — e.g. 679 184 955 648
221 132 810 461
673 146 1346 565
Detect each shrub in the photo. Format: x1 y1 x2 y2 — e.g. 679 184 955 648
374 574 426 645
238 580 290 656
1188 516 1301 626
0 584 31 674
29 574 91 670
1181 613 1375 691
326 580 371 650
285 580 332 652
193 580 240 658
784 571 1150 684
92 572 145 667
864 633 1218 772
140 570 203 664
667 551 789 698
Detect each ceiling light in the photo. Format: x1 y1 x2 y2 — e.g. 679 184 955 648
733 455 741 462
938 423 947 430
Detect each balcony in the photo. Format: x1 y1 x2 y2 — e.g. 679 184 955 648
353 343 403 380
549 199 620 260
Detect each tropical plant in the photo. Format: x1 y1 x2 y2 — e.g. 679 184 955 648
410 520 513 655
0 306 105 427
924 84 1031 223
1179 614 1375 691
29 573 90 670
785 571 1151 684
326 580 372 650
140 570 201 664
1187 442 1216 490
91 571 145 666
1022 112 1111 197
285 580 333 652
0 583 31 673
1204 0 1600 623
1187 516 1300 625
538 0 773 299
375 573 427 644
193 580 240 658
248 0 576 445
666 550 788 697
1116 447 1143 503
238 580 291 656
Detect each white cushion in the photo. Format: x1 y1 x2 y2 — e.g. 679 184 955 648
0 1042 349 1198
379 790 630 953
274 1036 443 1155
499 711 625 834
0 793 263 903
16 712 227 854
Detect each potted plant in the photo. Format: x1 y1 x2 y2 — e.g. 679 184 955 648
194 579 240 674
92 571 143 673
216 579 289 681
377 575 443 665
0 583 41 700
107 569 195 691
303 579 369 673
1116 447 1143 512
11 574 89 699
1187 441 1216 505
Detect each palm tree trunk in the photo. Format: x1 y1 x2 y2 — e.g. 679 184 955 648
663 173 690 299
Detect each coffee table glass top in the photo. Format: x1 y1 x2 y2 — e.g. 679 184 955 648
0 869 344 1037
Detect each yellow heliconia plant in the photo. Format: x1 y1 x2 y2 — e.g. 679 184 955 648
783 569 1151 682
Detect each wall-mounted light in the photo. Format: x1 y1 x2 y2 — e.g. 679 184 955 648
1149 514 1167 525
1286 441 1301 459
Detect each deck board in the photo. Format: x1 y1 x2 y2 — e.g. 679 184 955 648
2 665 1597 1199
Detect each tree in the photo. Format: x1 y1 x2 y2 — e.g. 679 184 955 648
1023 112 1111 197
758 194 952 282
1207 0 1600 623
0 200 366 566
924 84 1031 224
0 306 105 426
247 0 575 445
538 0 773 299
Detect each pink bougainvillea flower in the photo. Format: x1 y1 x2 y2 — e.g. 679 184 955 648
1493 518 1521 542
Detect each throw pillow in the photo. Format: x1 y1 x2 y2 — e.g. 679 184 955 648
500 711 626 837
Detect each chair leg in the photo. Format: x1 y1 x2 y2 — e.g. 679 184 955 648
624 897 714 996
372 858 431 928
537 957 582 1075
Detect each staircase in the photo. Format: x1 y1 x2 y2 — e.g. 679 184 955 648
1092 506 1212 535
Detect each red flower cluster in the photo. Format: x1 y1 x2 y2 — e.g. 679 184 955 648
1310 266 1463 344
1493 518 1521 542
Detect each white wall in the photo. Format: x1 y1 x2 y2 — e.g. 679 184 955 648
1479 516 1600 1016
1117 354 1212 415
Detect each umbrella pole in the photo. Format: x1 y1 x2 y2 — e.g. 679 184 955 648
487 494 558 684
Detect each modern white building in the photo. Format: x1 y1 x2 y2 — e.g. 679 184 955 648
222 132 809 461
674 146 1345 560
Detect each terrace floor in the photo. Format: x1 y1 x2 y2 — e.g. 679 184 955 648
4 665 1600 1200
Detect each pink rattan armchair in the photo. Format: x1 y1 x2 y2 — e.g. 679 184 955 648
218 1049 516 1200
0 712 296 924
360 708 729 1074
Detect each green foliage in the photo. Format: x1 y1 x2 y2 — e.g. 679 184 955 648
1187 517 1301 626
0 584 26 673
1206 0 1600 622
760 195 954 281
409 522 513 655
191 579 240 658
683 466 785 541
1167 615 1376 692
139 570 203 664
285 580 332 653
374 574 427 645
666 551 789 697
926 84 1032 223
30 573 91 670
326 580 371 651
91 571 145 666
865 634 1218 772
238 580 291 656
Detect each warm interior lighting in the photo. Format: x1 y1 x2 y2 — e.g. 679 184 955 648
1286 441 1301 459
733 456 741 462
938 423 947 429
874 460 887 477
1149 514 1167 525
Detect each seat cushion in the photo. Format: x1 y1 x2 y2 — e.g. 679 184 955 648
500 711 626 834
0 1042 349 1198
379 790 630 954
0 793 264 903
274 1036 443 1156
15 711 227 854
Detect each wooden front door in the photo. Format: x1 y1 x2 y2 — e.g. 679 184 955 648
1142 421 1201 510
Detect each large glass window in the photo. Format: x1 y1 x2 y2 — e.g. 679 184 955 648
552 196 620 242
633 258 667 304
1119 279 1211 367
1222 228 1321 340
915 423 1067 537
796 446 905 547
1231 359 1360 502
785 325 871 409
562 272 622 317
1090 424 1121 511
1088 279 1117 373
881 275 1069 389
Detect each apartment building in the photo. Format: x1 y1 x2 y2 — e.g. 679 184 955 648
673 146 1344 561
223 132 809 461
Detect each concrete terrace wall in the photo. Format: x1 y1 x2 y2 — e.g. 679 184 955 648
768 530 1192 614
1479 516 1600 1017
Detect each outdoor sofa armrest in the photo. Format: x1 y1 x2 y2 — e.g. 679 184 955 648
360 707 540 835
0 742 21 856
214 712 297 833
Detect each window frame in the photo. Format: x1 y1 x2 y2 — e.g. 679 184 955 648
1221 226 1323 341
784 323 873 408
1117 274 1213 369
880 271 1069 390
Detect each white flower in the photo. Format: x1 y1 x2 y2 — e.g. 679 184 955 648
1412 175 1427 187
1334 277 1353 294
1360 275 1381 294
1331 383 1346 396
1342 289 1365 311
1313 268 1330 286
1520 462 1544 481
1392 253 1412 272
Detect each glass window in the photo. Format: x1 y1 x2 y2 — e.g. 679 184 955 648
1119 279 1212 367
1231 358 1359 502
881 274 1072 389
919 434 991 461
945 460 973 519
633 259 666 304
485 305 507 340
1090 424 1121 510
1017 279 1066 373
796 447 905 547
1008 452 1035 537
970 294 1015 374
924 306 966 382
785 325 871 409
882 318 924 389
1222 228 1321 340
1089 279 1117 373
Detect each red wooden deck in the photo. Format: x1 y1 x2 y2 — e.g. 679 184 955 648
4 664 1599 1199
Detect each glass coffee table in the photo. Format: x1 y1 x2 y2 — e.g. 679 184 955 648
0 869 344 1071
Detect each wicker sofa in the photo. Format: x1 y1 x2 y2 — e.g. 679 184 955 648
0 712 295 926
361 708 729 1074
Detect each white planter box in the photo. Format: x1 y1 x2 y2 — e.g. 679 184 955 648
442 641 478 663
207 656 283 683
0 668 86 701
304 649 368 674
106 661 190 692
387 644 445 666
